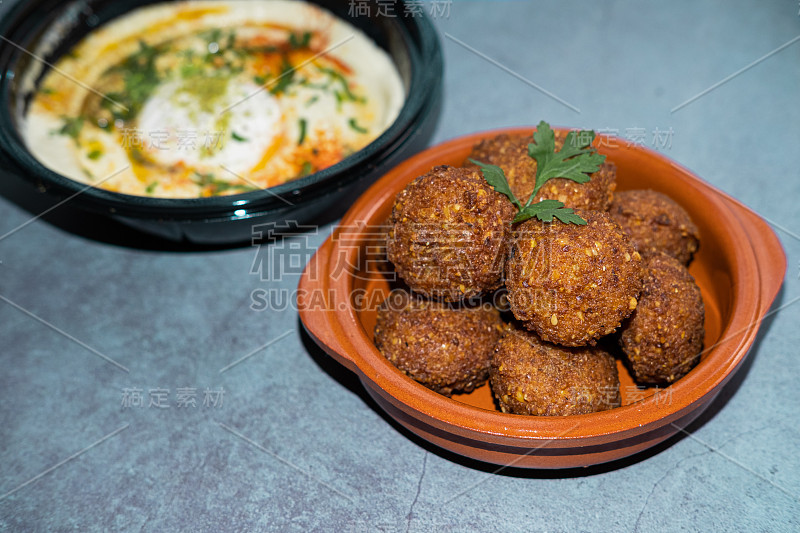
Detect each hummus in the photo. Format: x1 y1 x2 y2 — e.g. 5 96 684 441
24 0 405 198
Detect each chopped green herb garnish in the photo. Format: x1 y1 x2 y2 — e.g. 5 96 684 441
192 172 257 195
254 74 269 86
270 58 295 95
348 118 368 134
87 148 103 160
231 131 248 142
129 147 149 165
246 44 279 54
298 118 307 145
289 31 312 49
299 161 314 177
145 182 158 194
301 80 330 90
472 120 605 225
203 28 223 46
305 95 319 107
105 40 165 121
316 65 365 104
54 116 84 143
180 62 205 79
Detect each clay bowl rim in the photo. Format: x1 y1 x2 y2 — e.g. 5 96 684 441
303 126 772 446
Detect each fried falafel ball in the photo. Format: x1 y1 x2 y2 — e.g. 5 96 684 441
619 252 705 384
465 132 616 211
386 165 516 301
490 328 621 416
505 210 643 347
609 189 699 265
374 291 506 396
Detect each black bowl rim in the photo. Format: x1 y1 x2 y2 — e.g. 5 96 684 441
0 0 442 220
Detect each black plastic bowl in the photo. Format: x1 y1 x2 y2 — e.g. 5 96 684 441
0 0 442 244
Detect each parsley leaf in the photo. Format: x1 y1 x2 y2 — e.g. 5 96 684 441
472 120 606 225
526 120 605 206
468 159 521 210
514 200 587 225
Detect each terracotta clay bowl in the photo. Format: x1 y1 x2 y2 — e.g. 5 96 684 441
298 127 785 469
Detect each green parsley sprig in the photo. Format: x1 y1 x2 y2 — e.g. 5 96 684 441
192 172 257 196
470 120 605 225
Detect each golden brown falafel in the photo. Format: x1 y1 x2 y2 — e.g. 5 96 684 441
505 210 643 347
619 252 705 384
490 328 621 416
465 131 616 211
374 291 506 396
609 189 699 264
386 165 516 301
